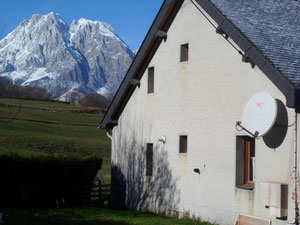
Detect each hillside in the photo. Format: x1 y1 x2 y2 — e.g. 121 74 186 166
0 98 111 182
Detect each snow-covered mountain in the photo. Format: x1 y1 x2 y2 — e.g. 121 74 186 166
0 12 134 98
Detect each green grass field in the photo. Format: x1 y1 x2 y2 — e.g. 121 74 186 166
0 98 111 182
0 98 90 111
1 208 215 225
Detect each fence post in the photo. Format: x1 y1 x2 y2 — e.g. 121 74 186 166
99 179 102 207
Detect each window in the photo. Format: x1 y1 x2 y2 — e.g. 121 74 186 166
179 135 188 153
236 136 255 189
146 143 153 176
180 43 189 62
148 67 154 93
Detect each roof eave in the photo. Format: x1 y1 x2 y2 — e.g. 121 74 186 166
100 0 184 129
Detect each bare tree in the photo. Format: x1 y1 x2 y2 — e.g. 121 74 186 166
0 79 50 100
79 93 108 108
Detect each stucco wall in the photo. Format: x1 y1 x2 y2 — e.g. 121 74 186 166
111 1 297 224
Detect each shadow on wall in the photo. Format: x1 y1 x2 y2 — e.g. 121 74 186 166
263 99 288 149
111 135 180 214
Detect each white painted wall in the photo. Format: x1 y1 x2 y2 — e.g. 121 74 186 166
112 1 297 224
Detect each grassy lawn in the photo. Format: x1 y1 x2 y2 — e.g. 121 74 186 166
0 98 111 183
0 208 216 225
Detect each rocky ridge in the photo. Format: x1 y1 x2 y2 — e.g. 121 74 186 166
0 12 134 98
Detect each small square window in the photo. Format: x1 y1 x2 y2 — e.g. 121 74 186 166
180 43 189 62
179 135 188 153
146 143 153 176
236 136 255 189
148 67 154 93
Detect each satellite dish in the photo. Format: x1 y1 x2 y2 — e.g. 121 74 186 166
240 91 277 137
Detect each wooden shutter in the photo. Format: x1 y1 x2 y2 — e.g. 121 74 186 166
243 140 251 184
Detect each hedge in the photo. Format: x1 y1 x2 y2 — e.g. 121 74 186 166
0 153 102 207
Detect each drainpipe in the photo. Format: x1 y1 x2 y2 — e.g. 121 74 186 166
106 129 113 140
294 112 299 225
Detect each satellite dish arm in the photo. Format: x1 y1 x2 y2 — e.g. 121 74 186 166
236 121 259 138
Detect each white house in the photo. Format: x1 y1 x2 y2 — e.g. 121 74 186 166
100 0 300 224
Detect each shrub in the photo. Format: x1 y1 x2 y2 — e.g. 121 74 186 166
0 152 102 207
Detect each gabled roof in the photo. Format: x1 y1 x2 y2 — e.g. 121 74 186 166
100 0 300 129
205 0 300 108
211 0 300 88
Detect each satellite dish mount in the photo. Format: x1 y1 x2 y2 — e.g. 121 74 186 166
236 121 259 138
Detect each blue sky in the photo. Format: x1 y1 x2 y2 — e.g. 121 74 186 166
0 0 164 50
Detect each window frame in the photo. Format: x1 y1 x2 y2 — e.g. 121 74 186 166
179 135 188 154
146 143 153 176
147 67 154 94
180 43 189 62
236 136 255 190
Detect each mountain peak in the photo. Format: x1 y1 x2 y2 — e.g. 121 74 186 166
0 12 134 99
70 18 116 37
29 12 67 27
